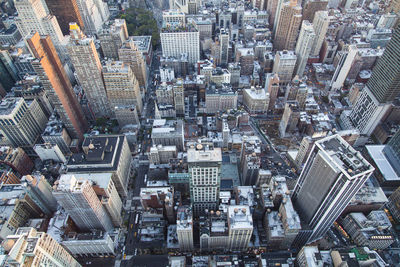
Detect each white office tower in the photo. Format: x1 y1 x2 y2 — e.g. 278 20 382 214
188 143 222 215
347 89 391 136
161 24 200 64
228 205 253 251
330 44 358 91
53 174 113 232
76 0 108 35
292 135 374 244
3 227 81 267
295 21 315 76
177 206 194 251
14 0 67 61
67 23 111 119
311 11 329 57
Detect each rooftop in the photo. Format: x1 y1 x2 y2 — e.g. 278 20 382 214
187 145 222 163
317 135 374 177
228 205 253 229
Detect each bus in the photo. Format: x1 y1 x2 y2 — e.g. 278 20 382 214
144 174 147 183
135 214 139 224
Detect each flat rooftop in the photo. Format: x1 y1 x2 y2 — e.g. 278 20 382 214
317 135 374 177
366 145 399 181
187 145 222 163
67 135 125 172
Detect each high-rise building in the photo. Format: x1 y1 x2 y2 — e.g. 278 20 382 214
173 80 185 116
383 129 400 176
98 19 129 60
0 97 48 155
103 61 143 114
75 0 108 35
14 0 67 61
151 119 185 151
44 0 84 35
243 86 270 113
53 174 114 232
66 135 132 198
279 101 300 137
265 73 280 110
114 105 140 127
188 143 222 215
364 26 400 104
272 50 297 85
67 23 111 119
3 227 81 267
27 32 88 140
119 37 148 92
387 185 400 222
240 137 262 186
274 0 302 51
292 135 374 243
160 24 200 64
310 11 329 57
302 0 328 22
21 174 58 216
330 44 358 91
177 206 194 251
228 205 253 251
295 20 315 76
349 26 400 135
219 29 229 66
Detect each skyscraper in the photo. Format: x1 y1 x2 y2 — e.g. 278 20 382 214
0 97 48 155
14 0 67 61
67 23 111 119
177 206 194 251
53 174 114 232
44 0 84 35
119 38 148 93
350 25 400 135
219 29 229 66
330 44 358 91
21 174 58 216
75 0 108 35
173 79 185 116
27 32 88 140
383 129 400 176
295 20 315 76
292 135 374 243
228 205 253 251
3 227 81 267
103 61 143 114
274 0 302 51
310 11 329 57
98 19 129 60
302 0 328 22
272 50 297 85
188 143 222 215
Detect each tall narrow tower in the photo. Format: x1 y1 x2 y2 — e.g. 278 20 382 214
27 32 88 140
310 11 329 57
292 135 374 243
67 23 111 119
274 0 303 51
295 20 315 76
